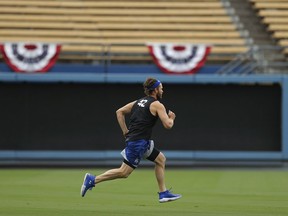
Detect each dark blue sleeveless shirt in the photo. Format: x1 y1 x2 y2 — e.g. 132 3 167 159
125 96 158 141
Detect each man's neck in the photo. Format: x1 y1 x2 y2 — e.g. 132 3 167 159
149 94 157 100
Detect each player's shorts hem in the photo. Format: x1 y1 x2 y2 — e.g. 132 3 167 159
123 159 136 169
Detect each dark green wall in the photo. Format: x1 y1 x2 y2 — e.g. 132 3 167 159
0 83 281 151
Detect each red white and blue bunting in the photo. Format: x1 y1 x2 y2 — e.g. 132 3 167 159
147 43 211 74
0 42 61 73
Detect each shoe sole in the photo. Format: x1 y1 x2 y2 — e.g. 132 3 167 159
80 173 89 197
159 195 182 203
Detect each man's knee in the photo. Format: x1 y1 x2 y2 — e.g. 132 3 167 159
155 152 166 165
119 170 131 178
119 163 134 178
160 152 166 163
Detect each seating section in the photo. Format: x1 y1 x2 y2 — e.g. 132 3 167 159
0 0 248 63
251 0 288 54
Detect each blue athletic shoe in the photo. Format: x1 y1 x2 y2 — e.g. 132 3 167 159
158 189 182 203
80 173 95 197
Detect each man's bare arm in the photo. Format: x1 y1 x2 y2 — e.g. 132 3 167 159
116 101 135 136
151 101 176 129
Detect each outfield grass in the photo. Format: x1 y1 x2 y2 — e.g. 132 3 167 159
0 168 288 216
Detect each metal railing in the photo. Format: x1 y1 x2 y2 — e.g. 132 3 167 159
216 45 288 74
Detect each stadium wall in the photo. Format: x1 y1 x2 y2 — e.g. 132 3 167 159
0 72 287 166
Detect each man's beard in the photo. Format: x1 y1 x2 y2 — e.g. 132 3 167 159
156 93 162 101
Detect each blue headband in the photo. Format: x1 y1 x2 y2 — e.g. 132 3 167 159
148 80 161 90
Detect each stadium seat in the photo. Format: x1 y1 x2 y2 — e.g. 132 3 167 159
251 0 288 55
0 0 248 63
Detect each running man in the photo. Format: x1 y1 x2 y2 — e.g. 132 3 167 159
80 77 182 203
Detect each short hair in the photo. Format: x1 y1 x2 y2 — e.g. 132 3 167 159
143 77 160 96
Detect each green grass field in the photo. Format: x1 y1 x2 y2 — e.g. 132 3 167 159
0 168 288 216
